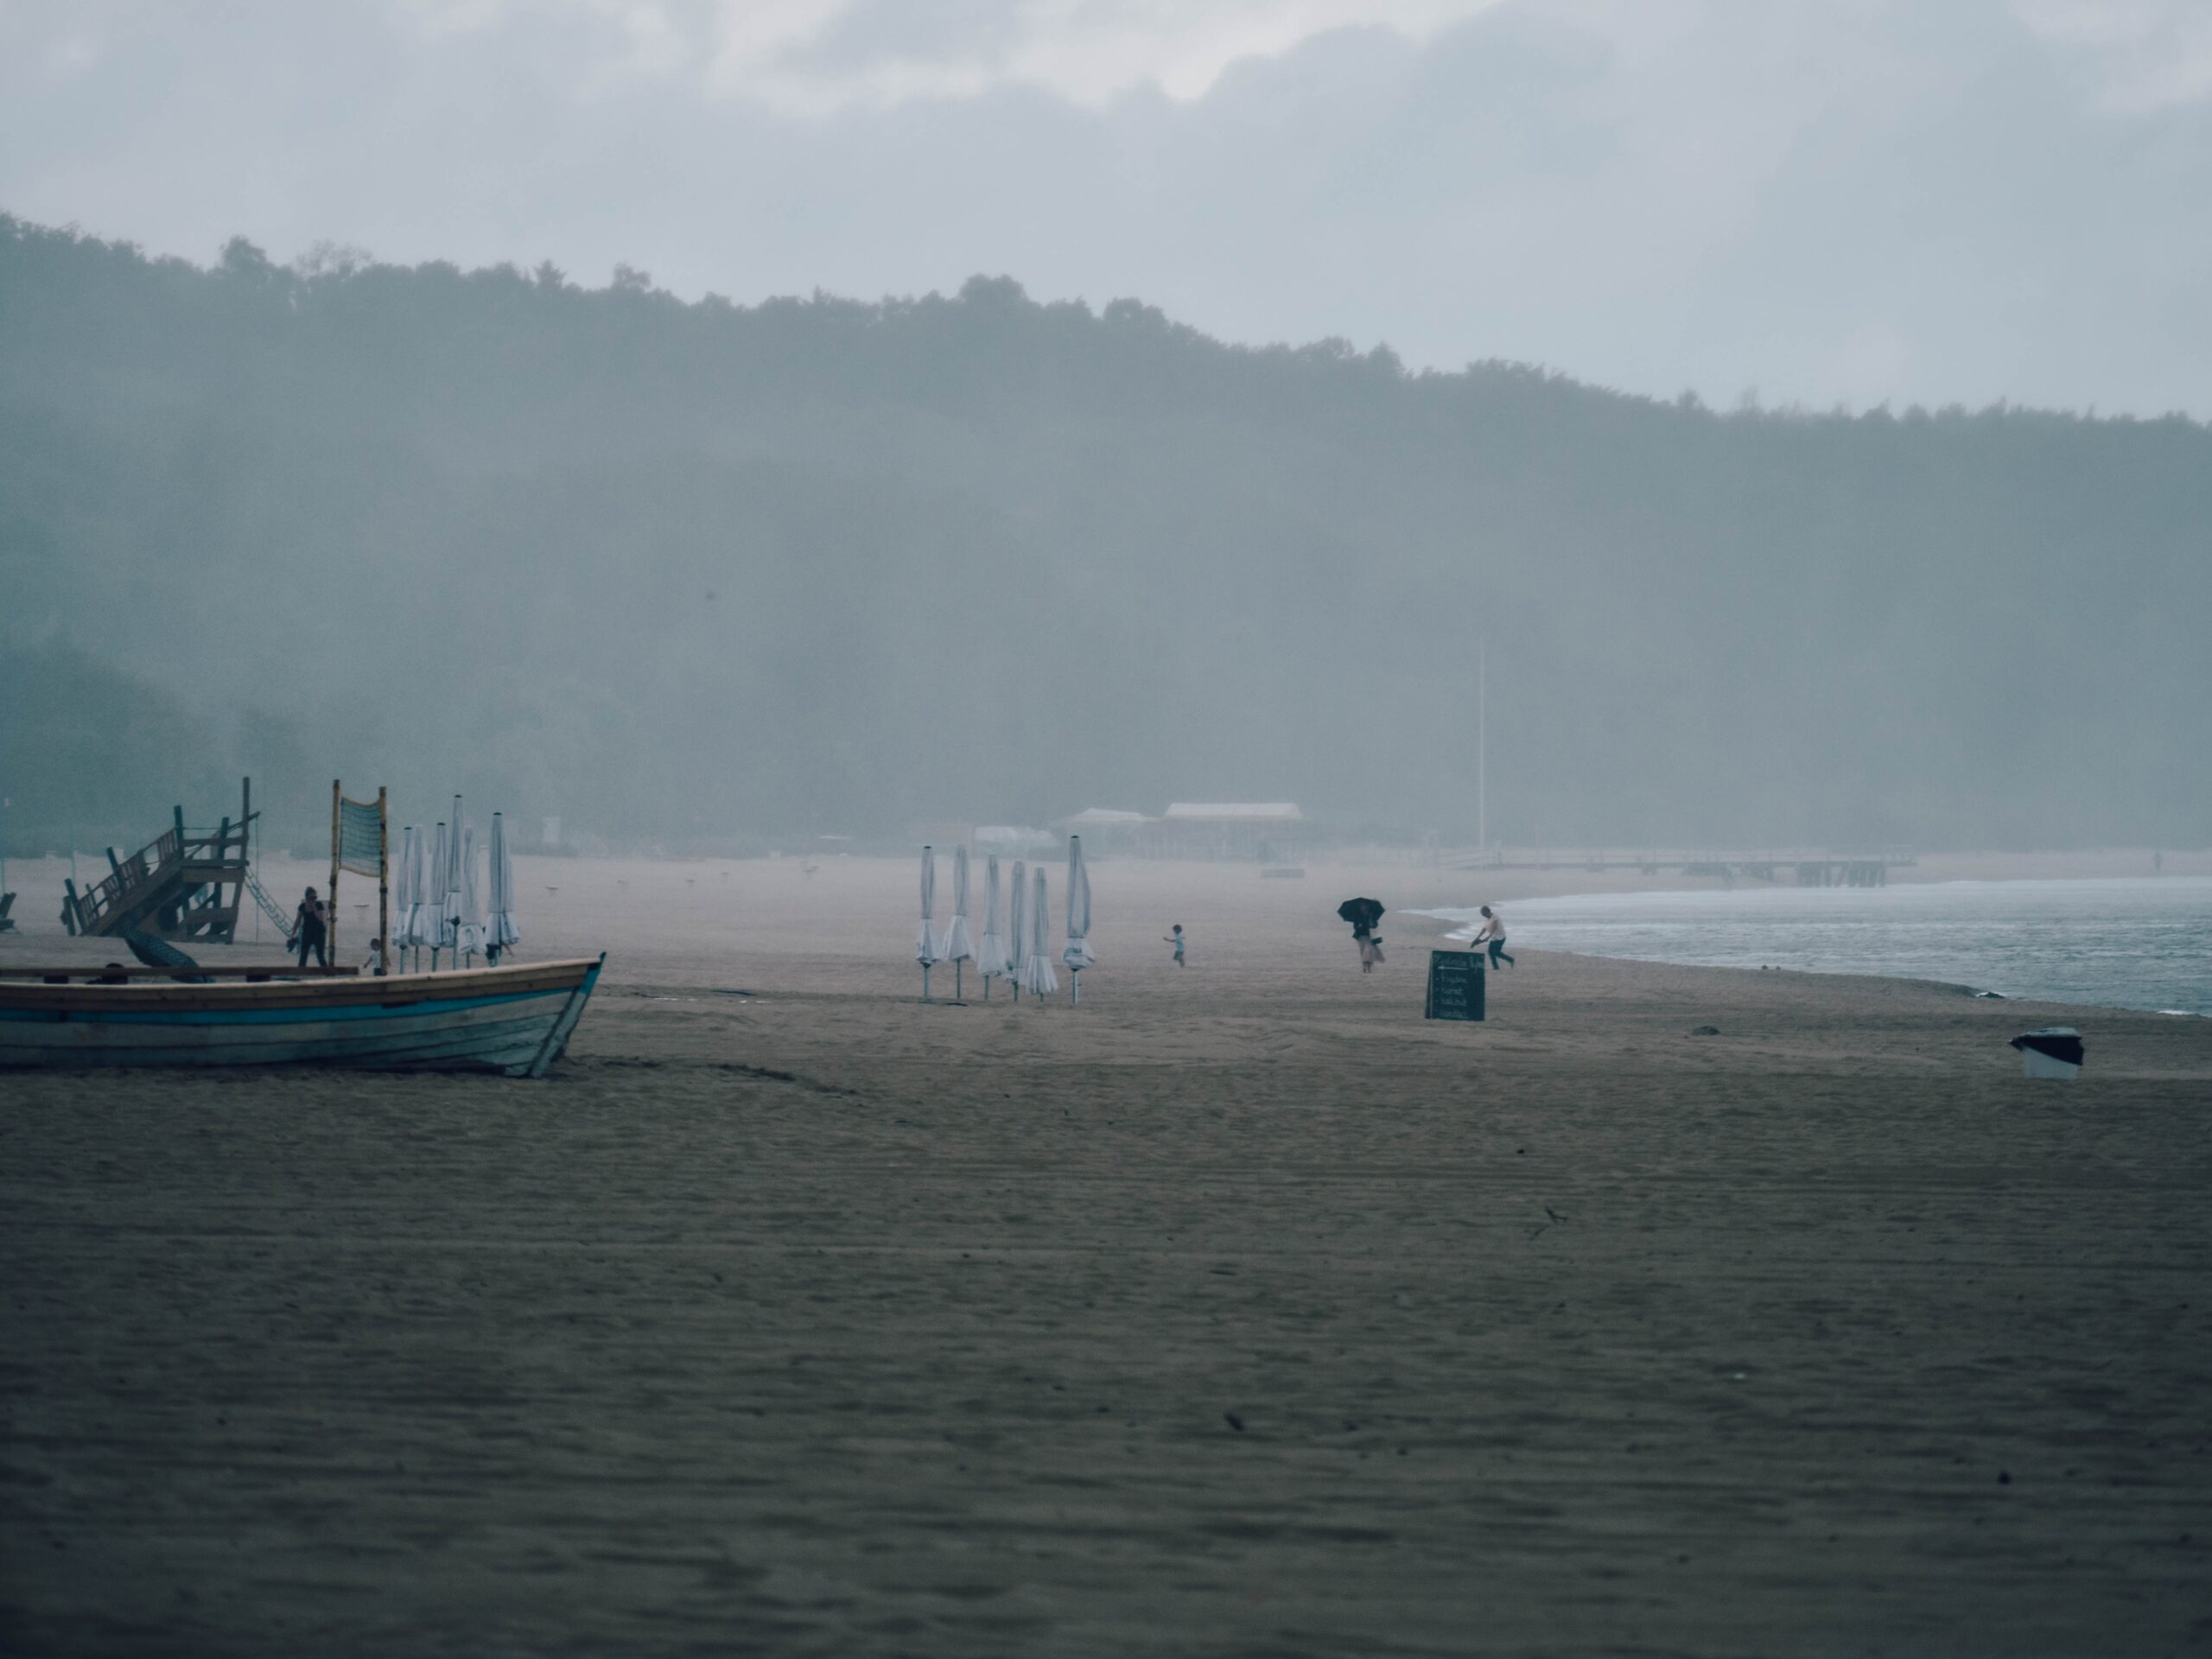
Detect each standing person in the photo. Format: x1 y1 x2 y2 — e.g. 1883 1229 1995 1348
293 886 329 969
1471 905 1514 969
1164 924 1186 966
1356 925 1385 974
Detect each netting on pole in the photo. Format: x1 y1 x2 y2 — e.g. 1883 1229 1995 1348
336 798 383 876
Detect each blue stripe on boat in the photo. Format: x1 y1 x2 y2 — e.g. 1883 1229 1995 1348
0 987 568 1027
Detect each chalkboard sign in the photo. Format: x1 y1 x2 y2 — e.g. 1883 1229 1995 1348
1425 950 1485 1021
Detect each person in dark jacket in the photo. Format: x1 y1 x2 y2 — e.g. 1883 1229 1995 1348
293 887 329 969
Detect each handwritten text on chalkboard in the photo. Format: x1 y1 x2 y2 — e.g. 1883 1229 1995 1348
1425 950 1485 1021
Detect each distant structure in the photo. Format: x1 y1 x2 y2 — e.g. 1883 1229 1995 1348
1447 847 1911 887
1143 803 1308 861
1052 808 1149 853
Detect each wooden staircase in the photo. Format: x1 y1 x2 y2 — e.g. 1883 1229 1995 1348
63 780 259 944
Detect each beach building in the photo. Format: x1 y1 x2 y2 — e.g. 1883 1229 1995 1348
1142 803 1309 861
1051 808 1150 853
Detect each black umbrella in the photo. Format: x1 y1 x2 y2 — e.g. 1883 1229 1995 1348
1337 898 1384 935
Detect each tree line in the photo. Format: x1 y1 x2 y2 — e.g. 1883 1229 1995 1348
3 214 2207 853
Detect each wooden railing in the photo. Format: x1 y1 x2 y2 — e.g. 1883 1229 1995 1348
70 828 184 934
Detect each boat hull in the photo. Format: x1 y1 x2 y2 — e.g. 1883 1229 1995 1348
0 957 603 1076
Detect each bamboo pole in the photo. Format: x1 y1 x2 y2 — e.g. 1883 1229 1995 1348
377 787 389 976
329 779 341 960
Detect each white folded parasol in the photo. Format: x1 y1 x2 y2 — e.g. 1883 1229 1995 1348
486 811 519 960
1021 866 1058 999
457 823 486 963
1007 858 1027 1000
391 825 417 969
917 844 939 999
439 795 465 960
424 820 450 968
939 844 975 999
976 853 1009 996
1061 834 1096 999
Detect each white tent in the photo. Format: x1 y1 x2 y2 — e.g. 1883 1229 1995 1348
424 821 451 968
916 844 939 999
976 853 1009 997
1062 834 1096 1000
1021 866 1058 999
457 823 486 964
390 825 416 971
486 811 519 961
1007 859 1027 1001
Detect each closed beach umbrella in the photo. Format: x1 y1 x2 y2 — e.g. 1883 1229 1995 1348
457 823 486 963
404 823 433 968
441 795 466 955
1022 867 1058 999
486 811 519 959
425 821 450 968
1007 858 1027 1000
391 825 416 967
976 854 1009 996
1061 835 1096 997
940 845 976 998
916 844 938 1000
412 823 436 960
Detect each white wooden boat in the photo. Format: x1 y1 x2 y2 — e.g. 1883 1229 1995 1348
0 956 603 1075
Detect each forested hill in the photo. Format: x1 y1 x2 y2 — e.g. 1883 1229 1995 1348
3 214 2207 852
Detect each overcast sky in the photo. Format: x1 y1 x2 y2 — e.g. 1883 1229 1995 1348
4 0 2208 414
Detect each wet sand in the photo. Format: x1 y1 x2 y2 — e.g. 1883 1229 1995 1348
4 855 2210 1655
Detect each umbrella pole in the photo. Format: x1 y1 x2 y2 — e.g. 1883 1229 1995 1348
1071 971 1079 1007
922 963 931 1003
956 961 963 1002
983 973 991 1002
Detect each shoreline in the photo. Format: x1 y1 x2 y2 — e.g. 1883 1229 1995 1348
1412 874 2212 1020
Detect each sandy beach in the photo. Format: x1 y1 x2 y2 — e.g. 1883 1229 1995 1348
4 854 2209 1656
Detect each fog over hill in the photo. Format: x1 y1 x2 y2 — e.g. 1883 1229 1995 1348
2 215 2207 852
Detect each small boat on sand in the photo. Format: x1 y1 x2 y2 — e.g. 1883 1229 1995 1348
0 956 604 1075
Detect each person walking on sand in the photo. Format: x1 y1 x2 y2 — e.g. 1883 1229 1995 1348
1356 925 1385 974
1471 905 1514 969
293 886 329 969
1164 924 1186 966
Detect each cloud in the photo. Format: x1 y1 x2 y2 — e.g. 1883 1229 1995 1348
692 0 1508 112
0 0 2206 415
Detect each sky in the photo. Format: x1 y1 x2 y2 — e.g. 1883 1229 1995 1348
3 0 2209 415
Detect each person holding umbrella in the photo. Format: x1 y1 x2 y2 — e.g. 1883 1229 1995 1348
1338 897 1385 974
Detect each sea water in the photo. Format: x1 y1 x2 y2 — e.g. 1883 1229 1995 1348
1424 877 2212 1016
